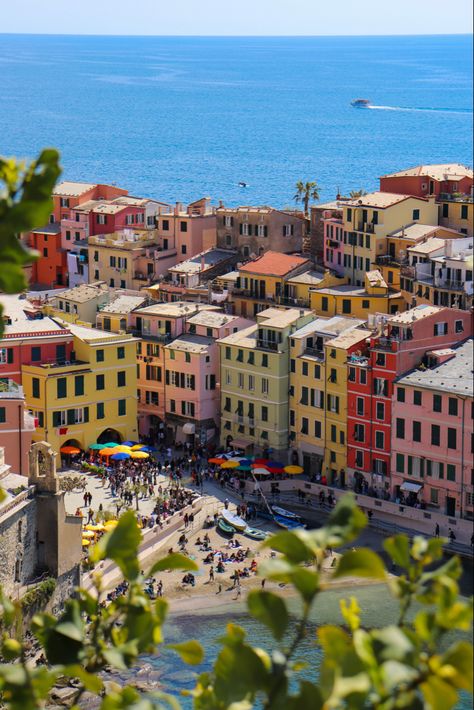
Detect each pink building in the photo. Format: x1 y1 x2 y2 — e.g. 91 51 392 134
163 310 253 445
155 198 217 262
391 339 473 520
0 380 35 476
323 213 345 275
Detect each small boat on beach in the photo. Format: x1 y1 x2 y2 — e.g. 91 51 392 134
272 506 302 522
221 509 247 531
351 98 371 108
243 526 268 541
218 518 235 535
274 514 305 530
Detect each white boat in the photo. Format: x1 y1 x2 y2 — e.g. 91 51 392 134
272 506 302 521
221 509 247 531
351 98 371 108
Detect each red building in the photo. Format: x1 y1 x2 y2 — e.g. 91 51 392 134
29 223 66 288
346 305 472 496
380 164 473 199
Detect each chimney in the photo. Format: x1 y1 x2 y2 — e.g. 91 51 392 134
218 200 224 208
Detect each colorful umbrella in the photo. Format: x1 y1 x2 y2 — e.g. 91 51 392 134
237 465 252 472
221 460 240 469
208 457 225 465
131 444 146 451
99 448 114 457
267 460 285 468
111 445 132 453
85 524 106 532
122 440 138 447
253 468 271 476
131 451 149 460
284 465 304 475
104 520 118 529
139 446 156 453
111 452 130 461
268 466 284 474
102 442 120 448
82 539 91 547
88 443 104 450
81 530 96 538
253 458 269 465
60 445 81 455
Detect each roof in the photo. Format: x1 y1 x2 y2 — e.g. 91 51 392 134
170 249 235 274
216 270 239 282
366 269 387 287
326 328 372 350
216 205 305 219
61 320 136 345
239 251 310 277
133 302 216 318
396 339 473 396
408 237 446 254
256 307 310 329
381 164 473 181
217 324 259 349
314 284 399 298
0 295 68 337
100 295 147 314
53 181 97 197
52 284 108 304
388 304 443 324
389 223 440 241
292 316 365 339
165 334 213 354
31 223 61 235
186 311 240 328
345 192 425 208
287 270 325 286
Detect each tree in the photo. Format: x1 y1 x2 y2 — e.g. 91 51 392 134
293 180 320 215
349 188 368 199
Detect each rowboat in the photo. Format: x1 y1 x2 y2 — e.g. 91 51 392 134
221 509 247 531
272 506 302 521
218 518 235 535
243 527 268 541
274 514 305 530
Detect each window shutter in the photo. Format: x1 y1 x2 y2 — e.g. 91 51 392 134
230 216 234 226
239 223 243 235
264 225 268 237
248 224 252 236
7 349 13 364
84 406 89 423
408 456 413 476
165 370 170 385
67 409 75 425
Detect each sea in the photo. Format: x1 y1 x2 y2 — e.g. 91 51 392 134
0 34 472 206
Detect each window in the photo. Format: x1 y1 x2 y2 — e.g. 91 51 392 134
375 431 384 449
330 425 337 443
431 424 440 446
354 423 365 442
225 347 231 360
448 398 458 416
461 205 468 220
0 406 6 424
95 374 105 391
413 421 421 442
346 208 352 221
236 349 243 362
97 402 105 419
224 397 231 412
442 203 449 218
374 378 388 396
447 428 457 449
283 224 294 237
360 369 367 385
356 397 364 416
170 399 176 413
342 299 351 314
181 245 187 255
248 375 255 391
301 418 309 435
328 394 339 413
433 322 447 336
31 377 40 398
321 296 328 312
313 420 321 438
57 378 67 398
302 361 308 376
412 209 420 220
238 372 244 389
247 352 254 365
74 375 84 396
162 219 169 231
261 354 268 367
396 418 405 439
329 368 337 383
261 378 269 395
397 387 405 402
117 346 125 360
30 346 42 363
413 390 422 406
261 406 268 422
348 367 356 382
118 399 126 416
362 300 370 309
433 394 442 412
96 349 104 363
117 371 126 387
290 359 296 373
43 247 48 257
396 453 404 473
314 364 321 379
447 464 456 481
300 387 309 405
376 402 384 420
376 352 386 367
0 348 13 364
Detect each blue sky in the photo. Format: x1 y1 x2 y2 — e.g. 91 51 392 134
1 0 473 35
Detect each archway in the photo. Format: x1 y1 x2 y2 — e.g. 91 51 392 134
97 429 122 445
61 438 83 451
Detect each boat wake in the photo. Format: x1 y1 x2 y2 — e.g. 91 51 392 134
368 105 471 115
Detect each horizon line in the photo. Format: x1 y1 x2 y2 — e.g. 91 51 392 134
1 31 473 38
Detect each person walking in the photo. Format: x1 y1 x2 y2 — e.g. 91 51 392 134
435 523 440 537
209 566 214 583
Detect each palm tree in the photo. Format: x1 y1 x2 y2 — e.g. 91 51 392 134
349 188 368 199
293 180 320 216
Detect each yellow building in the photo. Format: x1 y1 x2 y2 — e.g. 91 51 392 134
338 193 438 285
22 321 139 459
95 294 148 333
289 316 366 476
310 270 405 318
439 197 473 237
44 282 110 325
218 307 313 458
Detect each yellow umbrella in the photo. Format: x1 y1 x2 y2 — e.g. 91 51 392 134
110 445 132 453
284 465 304 475
85 524 106 532
81 530 96 538
104 520 118 529
131 444 145 451
82 539 91 547
131 451 149 460
221 460 240 469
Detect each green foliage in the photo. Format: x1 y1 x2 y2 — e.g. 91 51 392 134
20 578 56 614
0 472 472 710
293 180 320 215
0 150 61 336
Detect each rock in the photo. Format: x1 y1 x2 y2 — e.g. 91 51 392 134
102 680 122 696
136 662 153 676
50 686 78 705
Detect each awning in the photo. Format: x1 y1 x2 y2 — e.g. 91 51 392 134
400 482 423 493
230 438 252 451
182 423 195 435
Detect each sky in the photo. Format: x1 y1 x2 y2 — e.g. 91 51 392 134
1 0 473 36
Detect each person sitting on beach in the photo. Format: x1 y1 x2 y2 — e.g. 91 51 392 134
195 537 202 546
216 561 225 573
250 559 257 573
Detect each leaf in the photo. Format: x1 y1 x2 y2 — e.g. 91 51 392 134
384 535 411 568
371 626 415 664
149 553 198 575
340 597 361 632
333 549 386 580
263 530 315 564
90 510 142 581
168 640 204 666
318 625 351 662
439 641 473 691
63 665 103 693
247 590 289 640
420 675 459 710
313 493 367 548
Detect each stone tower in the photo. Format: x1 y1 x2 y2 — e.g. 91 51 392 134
28 441 59 493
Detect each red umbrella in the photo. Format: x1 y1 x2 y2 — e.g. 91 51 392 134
267 466 284 474
253 458 269 465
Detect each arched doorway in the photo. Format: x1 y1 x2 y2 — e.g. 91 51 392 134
97 429 122 445
61 438 83 450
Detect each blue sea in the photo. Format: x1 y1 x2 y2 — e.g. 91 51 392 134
0 34 472 206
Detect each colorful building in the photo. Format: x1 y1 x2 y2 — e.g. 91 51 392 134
379 164 473 200
0 379 35 476
391 339 473 519
218 307 314 458
95 293 148 333
438 196 473 237
167 248 238 290
154 199 217 262
310 270 405 318
289 316 366 477
29 223 65 289
216 205 306 258
346 305 472 495
47 282 110 325
232 251 311 317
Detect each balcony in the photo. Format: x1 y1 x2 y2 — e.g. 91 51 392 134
376 254 406 267
134 272 151 281
256 339 279 352
401 265 416 279
131 330 171 343
303 347 325 360
0 380 24 399
355 222 375 234
433 278 467 292
24 358 90 371
233 288 270 300
276 295 310 308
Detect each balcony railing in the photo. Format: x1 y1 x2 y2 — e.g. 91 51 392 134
276 295 310 308
256 339 279 351
233 288 270 300
376 255 407 267
401 265 416 278
0 380 24 398
24 359 89 369
303 347 325 359
131 330 171 343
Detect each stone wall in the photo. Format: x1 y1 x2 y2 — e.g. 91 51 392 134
0 497 38 598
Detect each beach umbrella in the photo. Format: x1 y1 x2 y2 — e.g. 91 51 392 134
267 460 285 469
221 460 240 469
104 520 118 530
111 445 132 453
81 530 95 539
236 464 252 472
252 468 271 476
88 443 104 450
253 458 269 465
131 451 149 460
139 446 157 453
208 457 225 465
60 445 81 455
131 444 145 451
102 442 120 448
85 523 106 532
268 466 284 474
110 452 130 461
99 448 114 457
239 458 253 466
122 440 138 447
82 539 91 547
284 465 304 475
